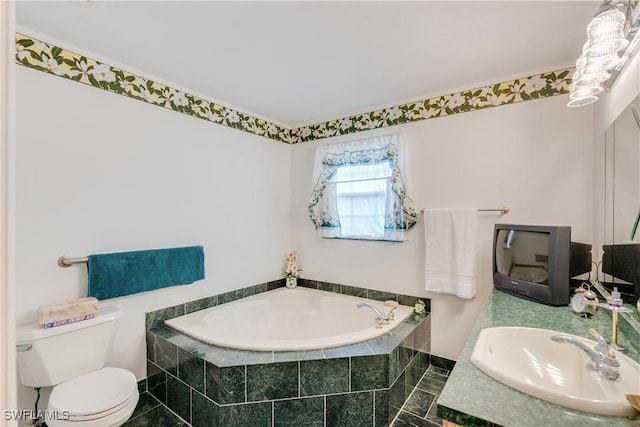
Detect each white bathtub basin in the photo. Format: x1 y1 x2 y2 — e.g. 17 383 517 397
164 287 414 352
470 326 640 416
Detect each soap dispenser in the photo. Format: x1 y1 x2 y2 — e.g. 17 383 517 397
608 287 623 309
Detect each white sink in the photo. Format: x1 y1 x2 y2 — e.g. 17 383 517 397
470 326 640 416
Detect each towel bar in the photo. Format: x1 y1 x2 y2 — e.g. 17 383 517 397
420 207 509 214
58 256 88 268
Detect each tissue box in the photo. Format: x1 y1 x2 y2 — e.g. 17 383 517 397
37 297 99 326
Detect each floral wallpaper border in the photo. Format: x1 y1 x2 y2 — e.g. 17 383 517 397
15 33 572 145
15 33 293 144
291 68 572 143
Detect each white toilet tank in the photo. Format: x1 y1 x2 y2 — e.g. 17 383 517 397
16 306 122 388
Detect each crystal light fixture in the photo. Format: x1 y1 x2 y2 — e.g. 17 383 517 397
568 1 640 107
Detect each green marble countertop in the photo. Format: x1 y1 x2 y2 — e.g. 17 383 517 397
437 289 640 427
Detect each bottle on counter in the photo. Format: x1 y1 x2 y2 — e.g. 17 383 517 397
607 287 623 309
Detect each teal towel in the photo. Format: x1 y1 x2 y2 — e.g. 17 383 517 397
87 246 204 300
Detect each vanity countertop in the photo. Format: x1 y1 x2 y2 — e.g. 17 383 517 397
436 289 640 427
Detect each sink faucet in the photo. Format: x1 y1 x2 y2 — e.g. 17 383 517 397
550 328 620 381
357 303 389 327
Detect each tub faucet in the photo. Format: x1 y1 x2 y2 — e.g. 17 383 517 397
550 328 620 381
357 303 389 328
383 300 399 322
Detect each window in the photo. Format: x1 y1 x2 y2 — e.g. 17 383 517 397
308 133 417 241
333 162 391 239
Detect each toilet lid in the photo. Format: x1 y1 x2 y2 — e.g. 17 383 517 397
49 367 137 417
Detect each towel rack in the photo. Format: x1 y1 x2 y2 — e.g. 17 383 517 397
420 207 510 214
58 256 88 268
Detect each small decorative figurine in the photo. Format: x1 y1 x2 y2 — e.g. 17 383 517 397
284 250 301 288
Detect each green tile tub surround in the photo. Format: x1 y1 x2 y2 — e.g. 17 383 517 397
130 361 453 427
351 354 390 391
375 390 391 427
176 347 204 393
167 374 191 424
437 289 640 427
145 281 431 426
326 391 375 427
146 314 429 427
218 401 272 427
146 360 167 405
205 364 246 405
300 358 350 396
16 32 571 145
273 397 324 427
191 390 219 427
246 361 299 401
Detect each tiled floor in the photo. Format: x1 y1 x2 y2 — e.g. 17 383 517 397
390 365 451 427
123 392 188 427
124 365 450 427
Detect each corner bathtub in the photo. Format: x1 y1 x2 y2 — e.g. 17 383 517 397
164 286 414 351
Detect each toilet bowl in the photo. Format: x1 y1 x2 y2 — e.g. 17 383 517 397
16 306 139 427
46 367 139 427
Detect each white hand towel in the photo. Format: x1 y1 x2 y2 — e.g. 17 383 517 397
424 208 478 299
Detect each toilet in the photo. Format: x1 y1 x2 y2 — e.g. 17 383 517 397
16 306 139 427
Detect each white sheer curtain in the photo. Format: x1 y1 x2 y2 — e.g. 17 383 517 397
308 133 417 241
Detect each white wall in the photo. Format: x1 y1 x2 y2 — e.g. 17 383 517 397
14 66 291 409
291 95 594 360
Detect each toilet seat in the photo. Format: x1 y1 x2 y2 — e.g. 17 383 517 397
47 395 138 427
51 392 137 422
47 367 139 427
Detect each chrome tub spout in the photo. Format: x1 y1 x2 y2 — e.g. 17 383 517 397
357 302 389 327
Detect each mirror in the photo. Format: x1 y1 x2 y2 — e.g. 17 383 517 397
600 94 640 304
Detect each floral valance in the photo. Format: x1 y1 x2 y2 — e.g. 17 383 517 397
308 133 417 241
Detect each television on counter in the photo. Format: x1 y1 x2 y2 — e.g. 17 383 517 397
492 224 592 306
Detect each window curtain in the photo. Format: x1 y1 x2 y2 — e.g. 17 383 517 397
308 133 417 241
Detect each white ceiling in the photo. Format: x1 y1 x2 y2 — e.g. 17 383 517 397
16 1 597 128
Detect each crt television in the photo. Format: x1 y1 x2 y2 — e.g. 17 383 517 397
492 224 592 306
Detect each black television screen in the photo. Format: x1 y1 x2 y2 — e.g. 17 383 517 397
493 224 591 306
495 229 550 284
